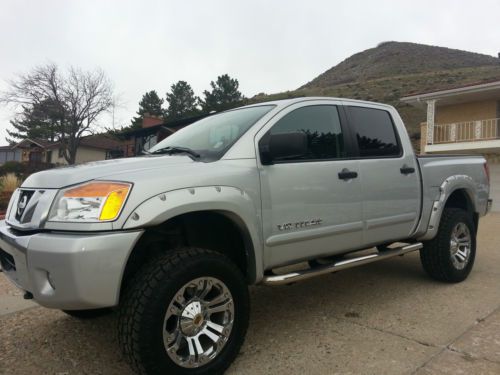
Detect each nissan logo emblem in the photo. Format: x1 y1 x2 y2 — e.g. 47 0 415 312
17 194 28 217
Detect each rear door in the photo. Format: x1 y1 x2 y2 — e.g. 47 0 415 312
256 100 363 268
344 103 420 246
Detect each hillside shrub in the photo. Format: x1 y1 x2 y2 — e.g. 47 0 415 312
0 173 21 212
0 161 25 176
0 173 21 192
0 161 55 180
0 191 11 212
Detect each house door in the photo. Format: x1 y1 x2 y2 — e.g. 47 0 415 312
489 162 500 212
29 151 42 163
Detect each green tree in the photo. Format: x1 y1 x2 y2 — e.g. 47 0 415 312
130 90 164 129
6 98 62 144
165 81 199 121
201 74 244 112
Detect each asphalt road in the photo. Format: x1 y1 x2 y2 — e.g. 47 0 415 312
1 214 500 374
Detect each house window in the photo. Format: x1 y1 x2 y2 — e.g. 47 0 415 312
135 134 158 155
143 134 158 151
106 149 124 159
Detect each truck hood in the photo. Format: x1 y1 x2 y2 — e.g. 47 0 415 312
22 155 194 189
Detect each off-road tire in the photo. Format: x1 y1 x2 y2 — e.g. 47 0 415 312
420 208 476 283
118 247 250 375
62 308 112 319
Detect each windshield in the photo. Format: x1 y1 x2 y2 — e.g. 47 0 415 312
149 105 275 161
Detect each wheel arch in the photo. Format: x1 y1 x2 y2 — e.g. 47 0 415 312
419 175 478 241
120 209 259 294
444 188 478 233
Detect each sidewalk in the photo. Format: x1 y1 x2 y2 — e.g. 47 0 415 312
0 271 36 316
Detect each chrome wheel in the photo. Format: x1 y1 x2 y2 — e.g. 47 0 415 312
450 222 471 270
163 277 234 368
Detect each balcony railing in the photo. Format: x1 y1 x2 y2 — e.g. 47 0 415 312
432 118 500 144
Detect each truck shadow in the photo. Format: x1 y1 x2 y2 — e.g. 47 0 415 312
247 252 430 333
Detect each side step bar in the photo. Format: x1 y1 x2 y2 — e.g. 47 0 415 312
262 243 423 286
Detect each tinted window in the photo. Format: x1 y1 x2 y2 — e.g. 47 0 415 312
347 106 400 157
268 105 345 161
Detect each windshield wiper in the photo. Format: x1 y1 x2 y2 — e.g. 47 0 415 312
149 146 200 159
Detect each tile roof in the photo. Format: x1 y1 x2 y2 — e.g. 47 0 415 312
79 134 124 150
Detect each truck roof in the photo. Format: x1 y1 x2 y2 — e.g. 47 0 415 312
243 96 394 110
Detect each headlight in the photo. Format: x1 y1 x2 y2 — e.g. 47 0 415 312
48 181 132 222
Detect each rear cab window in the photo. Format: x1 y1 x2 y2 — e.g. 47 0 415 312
346 106 401 158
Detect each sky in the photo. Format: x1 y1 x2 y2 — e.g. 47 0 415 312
1 0 500 145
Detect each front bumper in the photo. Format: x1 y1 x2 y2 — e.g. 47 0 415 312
0 220 143 310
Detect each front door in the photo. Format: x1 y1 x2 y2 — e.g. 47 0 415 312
29 150 42 163
257 101 363 268
344 103 420 246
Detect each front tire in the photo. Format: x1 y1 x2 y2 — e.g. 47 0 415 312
118 248 249 375
420 208 476 283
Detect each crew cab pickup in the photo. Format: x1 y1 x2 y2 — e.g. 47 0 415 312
0 98 492 374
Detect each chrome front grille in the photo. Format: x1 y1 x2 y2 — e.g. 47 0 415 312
14 190 36 222
6 188 58 230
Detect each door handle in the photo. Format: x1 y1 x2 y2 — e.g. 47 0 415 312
400 165 415 175
338 168 358 181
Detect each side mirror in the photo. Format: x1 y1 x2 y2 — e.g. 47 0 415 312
259 131 308 165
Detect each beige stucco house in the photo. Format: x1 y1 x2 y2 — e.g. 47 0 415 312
0 134 124 166
401 80 500 211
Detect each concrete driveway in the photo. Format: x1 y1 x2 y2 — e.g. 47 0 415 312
1 214 500 374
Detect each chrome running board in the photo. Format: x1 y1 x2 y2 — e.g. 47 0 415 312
261 243 423 286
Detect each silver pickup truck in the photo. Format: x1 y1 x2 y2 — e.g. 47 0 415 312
0 97 492 374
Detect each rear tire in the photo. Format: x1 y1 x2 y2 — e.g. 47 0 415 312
118 247 249 375
420 208 476 283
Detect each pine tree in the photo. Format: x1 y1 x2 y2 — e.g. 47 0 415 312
165 81 200 121
201 74 244 113
6 99 62 144
130 90 164 129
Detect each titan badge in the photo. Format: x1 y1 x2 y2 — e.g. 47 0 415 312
277 219 322 231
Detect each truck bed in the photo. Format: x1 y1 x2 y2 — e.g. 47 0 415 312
414 154 489 239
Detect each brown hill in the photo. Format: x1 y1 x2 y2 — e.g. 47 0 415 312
301 41 499 88
251 42 500 147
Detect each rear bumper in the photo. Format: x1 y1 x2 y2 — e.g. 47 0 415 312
0 220 143 310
